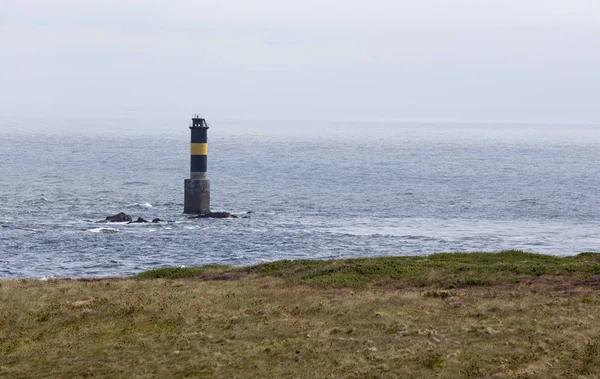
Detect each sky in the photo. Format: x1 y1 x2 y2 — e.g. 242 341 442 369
1 0 599 123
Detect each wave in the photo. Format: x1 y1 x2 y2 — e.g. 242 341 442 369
87 227 119 234
128 202 153 208
24 196 52 205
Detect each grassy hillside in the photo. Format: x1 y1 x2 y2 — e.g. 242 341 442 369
1 251 600 378
138 250 600 288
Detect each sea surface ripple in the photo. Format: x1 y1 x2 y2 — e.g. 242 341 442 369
1 119 599 278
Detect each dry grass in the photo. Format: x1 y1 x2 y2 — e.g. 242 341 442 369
1 254 600 378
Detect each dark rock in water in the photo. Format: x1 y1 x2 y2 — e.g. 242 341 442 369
152 218 163 223
105 212 132 223
129 217 148 224
246 210 253 214
194 212 237 219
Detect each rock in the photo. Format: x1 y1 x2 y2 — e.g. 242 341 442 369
194 212 237 219
129 217 148 224
151 218 163 223
105 212 132 223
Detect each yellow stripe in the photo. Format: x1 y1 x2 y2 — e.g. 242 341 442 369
191 143 208 155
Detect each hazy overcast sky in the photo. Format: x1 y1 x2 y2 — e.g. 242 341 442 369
1 0 599 122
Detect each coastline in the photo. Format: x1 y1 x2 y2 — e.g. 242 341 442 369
2 251 599 378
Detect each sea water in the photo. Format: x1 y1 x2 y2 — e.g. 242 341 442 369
1 118 599 278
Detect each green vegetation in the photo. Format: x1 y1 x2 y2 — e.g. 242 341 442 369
138 250 600 288
1 251 600 378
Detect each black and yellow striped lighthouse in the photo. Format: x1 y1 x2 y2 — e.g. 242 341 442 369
184 115 210 214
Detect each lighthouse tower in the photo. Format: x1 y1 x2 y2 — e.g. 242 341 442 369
184 115 210 214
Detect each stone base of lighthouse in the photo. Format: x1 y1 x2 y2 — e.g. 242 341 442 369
184 179 210 214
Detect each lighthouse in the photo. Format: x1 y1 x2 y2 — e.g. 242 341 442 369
184 115 210 214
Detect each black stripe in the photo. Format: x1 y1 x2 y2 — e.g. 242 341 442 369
191 155 207 173
190 129 208 143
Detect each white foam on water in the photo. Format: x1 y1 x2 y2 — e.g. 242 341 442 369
127 202 153 208
88 227 119 234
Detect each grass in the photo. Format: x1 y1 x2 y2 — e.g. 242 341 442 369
139 250 600 288
1 251 600 378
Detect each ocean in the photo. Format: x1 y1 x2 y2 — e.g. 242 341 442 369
1 118 599 278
